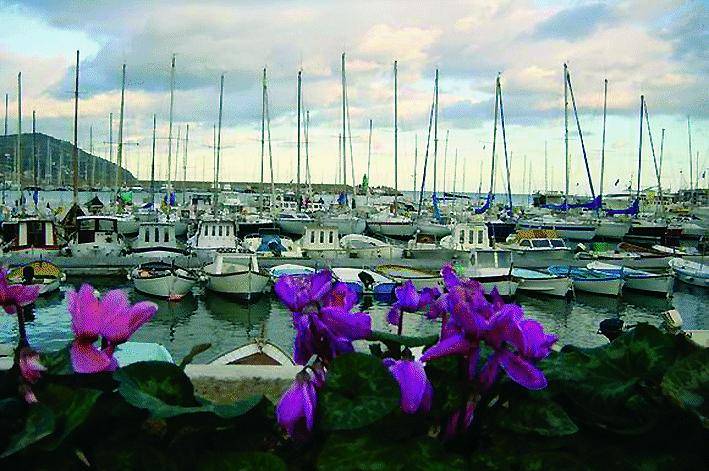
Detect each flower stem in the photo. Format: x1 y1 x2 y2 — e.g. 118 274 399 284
16 305 28 348
397 312 404 336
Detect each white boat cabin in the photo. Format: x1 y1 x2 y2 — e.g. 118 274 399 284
301 225 340 250
0 219 59 251
76 217 120 244
135 222 177 249
193 219 239 251
447 223 491 251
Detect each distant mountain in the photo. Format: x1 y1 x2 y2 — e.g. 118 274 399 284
0 133 136 187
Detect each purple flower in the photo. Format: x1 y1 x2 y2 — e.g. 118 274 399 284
445 400 476 438
68 284 157 373
19 347 46 384
276 368 325 439
387 281 440 326
384 358 433 414
0 269 40 314
274 271 371 365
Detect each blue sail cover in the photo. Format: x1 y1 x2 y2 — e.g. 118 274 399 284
474 193 493 214
604 199 639 216
432 193 442 221
337 192 347 205
568 195 602 210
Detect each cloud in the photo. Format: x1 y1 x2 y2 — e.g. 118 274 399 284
532 3 615 40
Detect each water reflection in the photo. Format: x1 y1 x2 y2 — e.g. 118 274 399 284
205 294 271 336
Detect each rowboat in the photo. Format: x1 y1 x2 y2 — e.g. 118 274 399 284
547 265 623 296
586 261 674 296
210 339 294 366
375 264 442 290
340 234 404 259
129 261 198 301
8 260 66 296
331 267 396 299
668 258 708 288
268 263 315 282
203 254 270 301
511 268 572 297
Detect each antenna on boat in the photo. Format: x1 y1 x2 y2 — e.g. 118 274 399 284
115 63 126 191
182 124 188 205
260 68 266 212
72 50 79 206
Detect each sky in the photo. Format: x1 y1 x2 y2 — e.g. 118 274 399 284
0 0 706 194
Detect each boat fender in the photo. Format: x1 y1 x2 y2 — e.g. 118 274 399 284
598 318 624 342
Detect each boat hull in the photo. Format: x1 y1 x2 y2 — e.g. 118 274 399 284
367 221 417 238
349 246 404 259
69 243 124 258
509 249 573 268
573 278 623 296
594 221 631 239
518 221 595 241
513 272 571 297
624 274 674 295
206 270 270 300
133 274 197 300
415 221 451 238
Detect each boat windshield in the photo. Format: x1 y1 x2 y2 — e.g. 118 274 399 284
531 239 552 248
550 239 566 248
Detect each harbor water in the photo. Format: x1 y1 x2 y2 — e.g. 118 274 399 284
1 276 706 363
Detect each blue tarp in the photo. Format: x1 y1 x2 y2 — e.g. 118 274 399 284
257 234 287 254
474 193 493 214
604 199 639 216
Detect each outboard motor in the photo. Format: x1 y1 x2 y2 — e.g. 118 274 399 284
357 271 376 292
268 239 283 257
598 318 624 342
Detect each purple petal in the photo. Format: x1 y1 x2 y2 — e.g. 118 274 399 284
101 295 157 345
386 304 402 326
321 281 357 311
478 352 502 391
498 351 548 390
467 343 481 379
68 284 102 339
520 319 557 360
417 287 440 310
389 360 429 414
292 314 315 365
486 304 524 350
441 264 460 289
420 333 472 363
70 340 114 374
19 348 46 384
320 307 371 340
395 281 419 312
308 270 333 301
302 380 317 432
276 379 306 437
8 284 41 307
420 380 433 413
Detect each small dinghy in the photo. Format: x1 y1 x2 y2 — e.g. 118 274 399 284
8 260 66 296
340 234 404 259
511 268 572 297
129 261 198 301
668 258 708 288
331 267 397 299
203 254 270 301
587 261 674 296
548 265 624 296
210 339 294 366
268 263 315 282
375 264 442 290
242 230 302 258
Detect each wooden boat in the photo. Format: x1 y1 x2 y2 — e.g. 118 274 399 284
331 267 396 298
203 254 270 301
340 234 404 259
129 261 198 301
668 258 708 288
375 264 442 290
210 339 294 366
547 265 624 296
268 263 315 282
511 268 572 297
7 260 66 296
587 261 674 296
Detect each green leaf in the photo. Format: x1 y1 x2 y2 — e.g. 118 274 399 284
114 361 198 407
496 396 578 437
40 344 73 376
178 343 212 369
1 403 55 458
319 353 399 431
199 451 286 471
317 434 465 470
36 384 102 450
368 330 439 348
661 348 709 428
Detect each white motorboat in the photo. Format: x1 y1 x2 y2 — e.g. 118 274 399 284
500 230 574 268
323 213 367 235
593 219 631 239
331 267 396 298
130 261 198 301
8 260 66 296
130 222 188 259
462 249 518 297
340 234 404 259
276 212 313 236
439 222 494 259
415 219 451 238
0 218 61 256
65 216 125 258
407 232 453 259
187 219 240 260
668 258 708 288
587 262 674 296
512 268 572 297
203 254 270 301
300 225 348 259
242 230 302 258
548 265 624 296
517 217 596 241
268 263 315 282
575 242 673 270
367 213 417 239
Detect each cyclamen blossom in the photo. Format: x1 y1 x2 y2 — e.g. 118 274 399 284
386 281 440 326
68 284 157 373
276 367 325 439
0 269 41 314
19 347 46 384
274 270 371 365
384 358 433 414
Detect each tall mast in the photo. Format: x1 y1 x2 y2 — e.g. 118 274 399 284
544 140 548 194
643 100 662 214
264 76 275 212
413 134 418 204
659 128 665 193
150 114 156 206
72 50 79 205
182 124 188 204
687 117 693 202
213 73 224 211
443 129 449 196
341 53 347 199
636 95 644 201
108 112 113 188
32 110 37 188
115 63 126 190
16 72 21 187
563 63 569 209
296 69 302 209
498 75 513 214
260 68 266 211
522 154 527 202
90 124 95 188
599 78 608 209
453 148 458 194
305 110 311 193
175 126 181 188
167 54 176 190
393 60 398 213
367 119 373 197
489 76 499 198
433 68 439 195
566 66 595 198
4 93 7 136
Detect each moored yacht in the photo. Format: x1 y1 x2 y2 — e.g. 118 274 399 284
517 216 595 241
130 222 188 259
367 213 417 239
439 222 493 259
587 261 673 296
276 212 313 236
0 218 61 256
500 230 574 268
462 249 518 297
340 234 404 259
242 230 302 258
203 254 270 301
64 216 125 258
187 219 240 260
130 261 198 300
511 268 572 297
300 225 348 259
